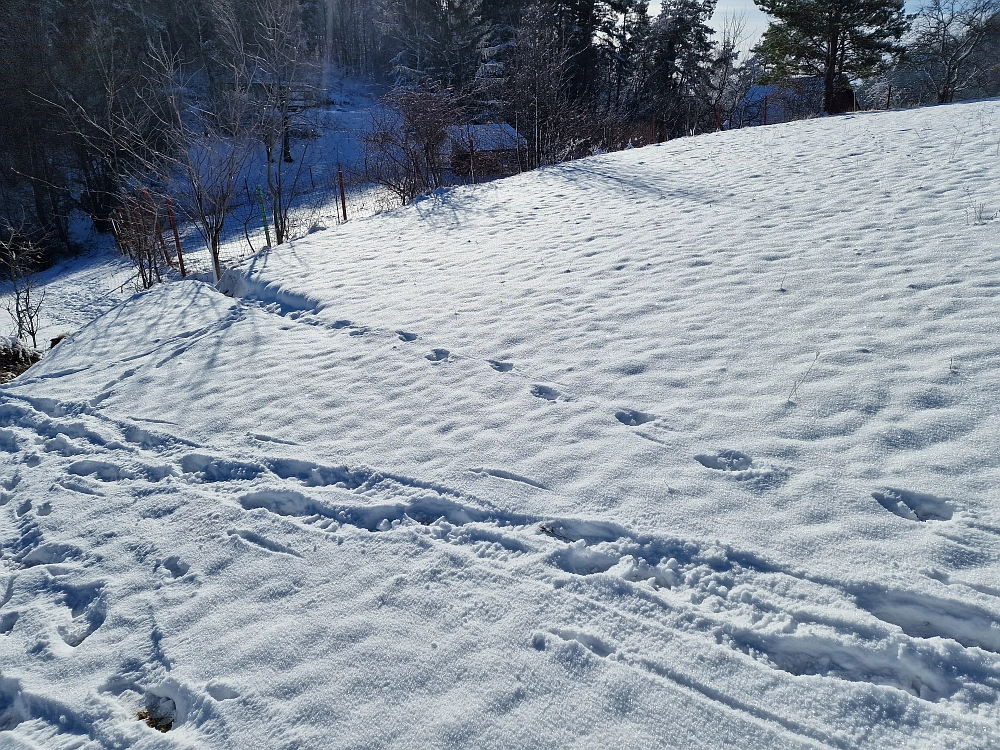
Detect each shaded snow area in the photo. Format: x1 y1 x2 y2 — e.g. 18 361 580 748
3 100 1000 749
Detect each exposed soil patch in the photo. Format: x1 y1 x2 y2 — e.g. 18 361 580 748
0 338 40 383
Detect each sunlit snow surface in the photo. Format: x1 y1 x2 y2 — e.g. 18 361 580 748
3 101 1000 748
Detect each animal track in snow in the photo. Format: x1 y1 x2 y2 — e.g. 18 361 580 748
426 349 451 362
488 360 513 372
530 385 564 401
332 320 352 329
206 682 240 701
872 488 954 522
695 450 753 471
694 450 788 490
397 331 418 342
615 409 656 426
18 543 80 568
161 556 190 578
540 528 1000 702
8 391 998 714
549 542 621 575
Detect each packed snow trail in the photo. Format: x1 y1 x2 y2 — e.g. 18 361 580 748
2 100 1000 748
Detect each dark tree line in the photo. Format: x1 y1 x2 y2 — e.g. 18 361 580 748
0 0 998 269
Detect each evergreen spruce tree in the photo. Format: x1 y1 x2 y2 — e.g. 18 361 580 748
644 0 717 137
387 0 487 90
754 0 909 113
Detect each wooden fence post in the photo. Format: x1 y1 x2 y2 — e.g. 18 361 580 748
338 168 348 223
763 96 769 126
144 189 173 269
166 200 186 277
257 185 273 247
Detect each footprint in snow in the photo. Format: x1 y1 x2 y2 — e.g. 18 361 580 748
56 582 107 647
138 694 176 733
872 488 954 522
530 385 563 401
426 349 451 363
695 450 788 490
488 360 513 372
0 612 17 635
206 682 240 701
332 320 352 329
397 331 418 342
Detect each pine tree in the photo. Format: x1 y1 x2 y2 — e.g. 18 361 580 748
644 0 717 137
754 0 909 113
387 0 487 90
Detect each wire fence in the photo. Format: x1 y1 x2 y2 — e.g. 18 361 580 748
170 169 399 278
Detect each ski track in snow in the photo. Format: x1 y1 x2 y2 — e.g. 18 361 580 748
1 335 1000 746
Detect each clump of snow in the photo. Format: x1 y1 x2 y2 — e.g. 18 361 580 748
2 100 1000 748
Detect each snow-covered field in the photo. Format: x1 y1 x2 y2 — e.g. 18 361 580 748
2 99 1000 748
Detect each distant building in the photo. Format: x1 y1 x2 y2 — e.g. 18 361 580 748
445 123 527 177
733 77 856 128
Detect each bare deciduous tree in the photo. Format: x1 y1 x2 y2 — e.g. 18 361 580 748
708 13 758 130
0 225 45 348
904 0 1000 103
150 39 256 281
361 86 461 204
244 0 318 245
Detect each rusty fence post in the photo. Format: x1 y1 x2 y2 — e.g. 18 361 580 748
338 168 348 222
166 199 186 277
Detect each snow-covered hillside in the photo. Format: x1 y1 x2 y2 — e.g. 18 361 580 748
2 100 1000 749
